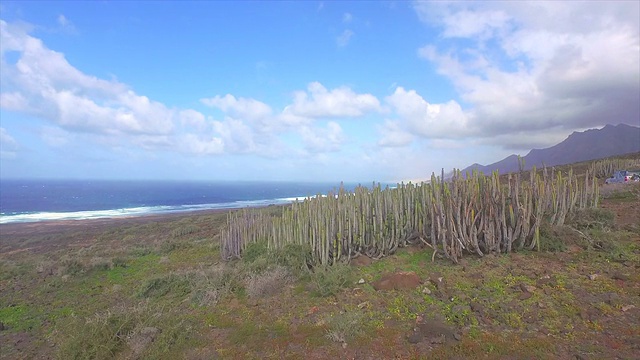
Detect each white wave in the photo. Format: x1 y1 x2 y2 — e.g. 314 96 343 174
0 197 306 224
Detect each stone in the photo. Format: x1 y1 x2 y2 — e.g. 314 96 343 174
611 272 629 281
470 302 485 314
519 292 533 300
128 327 161 356
536 275 555 287
357 301 369 309
519 283 537 293
602 292 621 306
451 304 471 315
621 305 636 312
372 271 421 291
537 302 546 309
407 332 423 344
588 274 599 281
357 278 365 284
350 256 372 266
429 272 445 289
422 287 432 295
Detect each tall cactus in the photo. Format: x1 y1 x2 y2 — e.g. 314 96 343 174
220 160 606 264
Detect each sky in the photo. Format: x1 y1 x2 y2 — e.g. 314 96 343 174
0 1 638 182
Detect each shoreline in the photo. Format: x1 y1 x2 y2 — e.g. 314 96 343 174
0 208 238 256
0 206 242 231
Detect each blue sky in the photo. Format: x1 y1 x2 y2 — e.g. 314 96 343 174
1 1 638 182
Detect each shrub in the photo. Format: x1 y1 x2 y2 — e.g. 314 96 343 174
241 242 312 276
138 273 192 299
270 244 313 273
589 229 639 263
189 266 243 306
171 225 199 238
308 263 354 297
61 258 85 275
245 266 293 299
242 241 269 263
56 307 141 360
568 208 615 231
324 310 366 344
111 257 128 268
88 257 112 271
537 225 568 252
159 239 192 254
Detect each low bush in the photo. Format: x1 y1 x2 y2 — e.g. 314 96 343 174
568 208 615 231
171 225 199 238
324 310 366 344
138 273 192 299
61 258 85 275
308 263 354 297
241 242 312 277
244 266 293 299
537 225 569 252
56 306 141 360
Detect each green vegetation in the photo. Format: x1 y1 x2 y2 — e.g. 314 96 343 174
1 154 639 359
222 166 600 264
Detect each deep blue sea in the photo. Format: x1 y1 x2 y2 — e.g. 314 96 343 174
0 179 378 224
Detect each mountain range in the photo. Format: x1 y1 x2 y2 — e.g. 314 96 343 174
462 123 640 175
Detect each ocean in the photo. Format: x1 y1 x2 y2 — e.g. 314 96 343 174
0 179 378 224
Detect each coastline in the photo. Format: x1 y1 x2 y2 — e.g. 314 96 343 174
0 207 237 255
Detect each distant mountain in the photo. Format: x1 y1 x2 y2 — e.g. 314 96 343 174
462 124 640 175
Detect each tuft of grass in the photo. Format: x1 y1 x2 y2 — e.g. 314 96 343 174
324 310 367 344
244 266 293 299
190 267 243 306
240 242 312 277
538 224 568 252
159 239 193 254
56 307 140 360
138 273 192 299
0 304 41 332
61 257 85 275
55 304 199 360
307 263 354 297
568 208 615 231
171 225 199 238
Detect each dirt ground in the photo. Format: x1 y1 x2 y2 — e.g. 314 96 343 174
0 191 639 359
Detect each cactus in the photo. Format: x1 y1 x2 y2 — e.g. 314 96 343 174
220 159 607 264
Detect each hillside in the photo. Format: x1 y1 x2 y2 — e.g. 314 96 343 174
463 123 640 175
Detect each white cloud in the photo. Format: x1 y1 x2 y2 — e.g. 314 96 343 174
385 87 470 139
0 92 28 110
40 126 70 147
300 121 345 153
337 29 354 47
201 94 272 121
0 127 18 159
0 20 175 136
56 14 77 34
377 120 414 147
211 117 257 154
412 1 640 148
179 109 207 130
181 133 224 155
283 82 380 119
57 14 69 27
342 13 353 24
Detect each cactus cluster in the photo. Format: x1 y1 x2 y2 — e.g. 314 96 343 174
590 157 640 179
221 166 599 265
